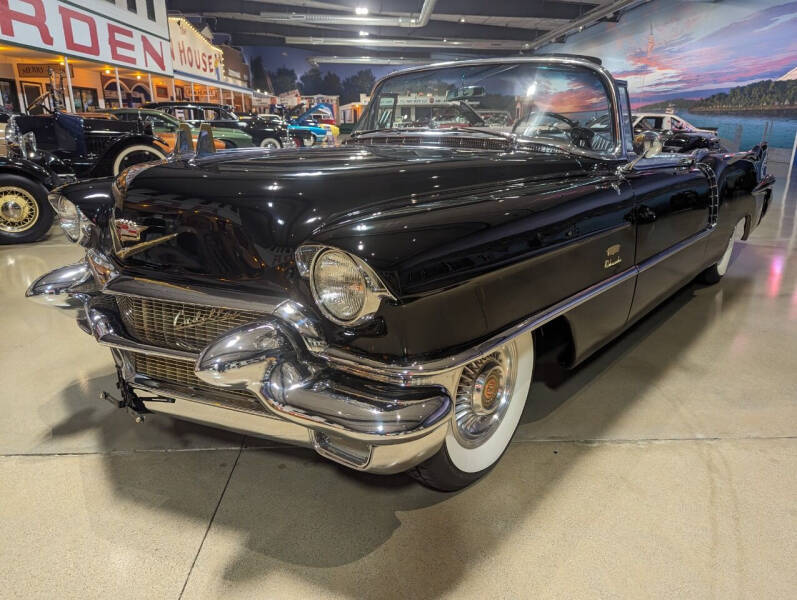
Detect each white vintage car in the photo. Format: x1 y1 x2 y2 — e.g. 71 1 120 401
633 112 716 134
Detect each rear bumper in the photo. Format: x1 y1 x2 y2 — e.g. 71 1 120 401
26 262 453 474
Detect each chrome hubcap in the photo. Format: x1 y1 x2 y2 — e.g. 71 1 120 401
454 345 516 448
0 187 38 233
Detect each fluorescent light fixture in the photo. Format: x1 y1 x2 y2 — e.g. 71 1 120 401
355 6 368 15
359 30 369 36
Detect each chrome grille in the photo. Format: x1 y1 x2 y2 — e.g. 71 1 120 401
133 354 266 414
85 132 118 156
115 295 265 352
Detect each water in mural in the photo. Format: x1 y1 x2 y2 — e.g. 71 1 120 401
542 0 797 149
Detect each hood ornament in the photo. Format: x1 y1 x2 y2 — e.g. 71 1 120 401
114 218 148 242
110 216 178 260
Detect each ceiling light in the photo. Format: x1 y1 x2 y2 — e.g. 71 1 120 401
359 30 369 36
355 7 368 15
443 38 447 42
459 17 465 23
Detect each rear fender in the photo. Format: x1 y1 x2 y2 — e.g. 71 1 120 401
89 133 166 177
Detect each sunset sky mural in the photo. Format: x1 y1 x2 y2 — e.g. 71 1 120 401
543 0 797 107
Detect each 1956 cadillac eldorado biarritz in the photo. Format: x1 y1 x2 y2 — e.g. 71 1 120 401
26 56 774 490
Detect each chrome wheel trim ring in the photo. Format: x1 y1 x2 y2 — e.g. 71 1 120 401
260 138 280 149
0 186 38 233
717 218 745 277
453 343 517 449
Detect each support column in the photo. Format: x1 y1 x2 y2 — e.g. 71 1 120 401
190 83 195 102
11 60 25 112
170 78 176 101
147 72 154 102
114 67 123 108
205 85 210 103
63 56 75 112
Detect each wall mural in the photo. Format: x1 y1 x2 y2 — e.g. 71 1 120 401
539 0 797 149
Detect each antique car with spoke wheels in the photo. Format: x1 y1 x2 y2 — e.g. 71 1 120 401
27 56 774 490
0 93 167 243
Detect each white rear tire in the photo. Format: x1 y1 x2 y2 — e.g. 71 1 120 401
112 144 166 176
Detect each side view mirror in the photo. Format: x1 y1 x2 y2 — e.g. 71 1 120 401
622 131 664 172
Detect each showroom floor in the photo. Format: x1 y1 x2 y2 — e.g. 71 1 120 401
2 162 796 599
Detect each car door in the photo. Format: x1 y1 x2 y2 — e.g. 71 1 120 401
626 158 714 321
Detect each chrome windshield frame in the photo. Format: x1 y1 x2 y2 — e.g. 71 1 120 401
355 56 629 162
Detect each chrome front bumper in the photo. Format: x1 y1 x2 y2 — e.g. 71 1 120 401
26 262 454 474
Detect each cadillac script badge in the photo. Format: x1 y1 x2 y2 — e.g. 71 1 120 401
604 244 622 269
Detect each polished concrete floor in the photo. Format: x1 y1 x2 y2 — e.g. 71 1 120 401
2 163 796 599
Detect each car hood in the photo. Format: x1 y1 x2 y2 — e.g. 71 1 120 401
114 143 598 293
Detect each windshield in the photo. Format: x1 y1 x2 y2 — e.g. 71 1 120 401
355 62 617 156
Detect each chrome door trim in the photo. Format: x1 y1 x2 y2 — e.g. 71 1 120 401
322 265 639 383
637 228 712 274
325 223 715 383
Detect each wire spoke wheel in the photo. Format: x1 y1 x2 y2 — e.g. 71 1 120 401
0 186 39 233
453 345 517 448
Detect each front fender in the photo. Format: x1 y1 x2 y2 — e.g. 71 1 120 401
0 154 62 188
57 176 115 228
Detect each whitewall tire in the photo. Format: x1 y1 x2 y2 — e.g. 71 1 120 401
410 332 534 490
701 217 746 284
260 138 281 149
112 144 166 176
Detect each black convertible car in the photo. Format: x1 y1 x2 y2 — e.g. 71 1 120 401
27 56 773 490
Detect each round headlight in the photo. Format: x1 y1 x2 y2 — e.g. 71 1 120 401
48 194 80 242
5 116 18 146
311 250 366 323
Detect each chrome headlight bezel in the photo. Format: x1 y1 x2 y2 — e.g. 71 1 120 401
4 116 19 147
48 193 95 246
19 131 36 156
297 245 395 326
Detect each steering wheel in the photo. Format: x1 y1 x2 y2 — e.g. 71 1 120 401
513 110 599 149
512 111 578 134
568 126 596 149
26 91 53 115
